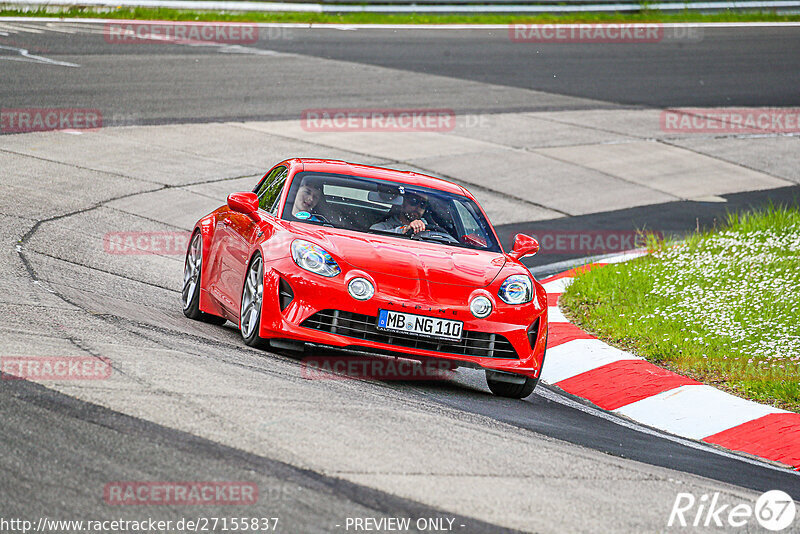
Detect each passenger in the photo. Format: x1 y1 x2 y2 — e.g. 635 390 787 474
291 177 324 221
370 192 433 235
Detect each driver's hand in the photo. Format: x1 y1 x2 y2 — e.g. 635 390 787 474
404 220 426 234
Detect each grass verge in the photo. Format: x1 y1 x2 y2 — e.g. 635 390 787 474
1 7 800 24
560 205 800 413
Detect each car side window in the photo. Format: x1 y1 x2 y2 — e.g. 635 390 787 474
253 166 288 213
454 200 481 235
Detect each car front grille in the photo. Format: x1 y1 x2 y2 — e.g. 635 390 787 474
301 310 519 359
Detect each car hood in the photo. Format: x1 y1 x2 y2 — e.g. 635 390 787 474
296 227 506 287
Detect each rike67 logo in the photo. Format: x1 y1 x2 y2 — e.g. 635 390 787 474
669 490 796 531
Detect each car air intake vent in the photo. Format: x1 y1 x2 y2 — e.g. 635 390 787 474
279 278 294 311
527 318 540 350
302 310 518 359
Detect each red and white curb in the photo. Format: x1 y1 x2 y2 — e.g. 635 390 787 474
540 250 800 470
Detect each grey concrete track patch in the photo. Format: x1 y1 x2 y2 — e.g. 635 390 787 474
0 148 155 216
0 128 257 186
530 109 694 139
452 111 637 149
409 148 679 216
665 135 800 184
534 140 792 200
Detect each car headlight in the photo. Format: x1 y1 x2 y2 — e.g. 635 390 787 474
498 275 533 305
470 296 493 318
348 277 374 300
291 240 341 277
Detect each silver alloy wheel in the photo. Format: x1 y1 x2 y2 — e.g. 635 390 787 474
182 233 202 311
240 256 263 339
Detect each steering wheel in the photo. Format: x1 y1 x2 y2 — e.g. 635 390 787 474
411 230 460 245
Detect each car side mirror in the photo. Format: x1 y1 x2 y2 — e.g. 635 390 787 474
509 233 539 260
227 192 260 220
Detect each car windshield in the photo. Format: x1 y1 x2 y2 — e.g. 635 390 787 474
280 172 502 253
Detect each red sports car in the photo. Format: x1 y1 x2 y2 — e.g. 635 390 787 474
182 159 547 398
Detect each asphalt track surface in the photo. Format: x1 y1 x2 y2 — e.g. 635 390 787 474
1 21 800 532
0 24 799 123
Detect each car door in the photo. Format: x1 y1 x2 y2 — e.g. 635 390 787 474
219 165 288 315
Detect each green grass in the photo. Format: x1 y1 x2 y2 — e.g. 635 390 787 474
560 204 800 413
2 7 800 24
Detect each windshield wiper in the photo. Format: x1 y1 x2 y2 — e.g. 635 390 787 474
413 233 459 245
369 228 406 237
306 220 334 228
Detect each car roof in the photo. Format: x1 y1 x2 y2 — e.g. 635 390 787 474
288 158 470 198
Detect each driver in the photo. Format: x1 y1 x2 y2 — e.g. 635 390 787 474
291 177 324 221
370 191 432 235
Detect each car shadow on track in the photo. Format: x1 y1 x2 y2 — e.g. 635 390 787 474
272 344 492 395
210 321 521 398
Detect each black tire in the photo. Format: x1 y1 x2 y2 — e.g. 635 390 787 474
486 372 538 399
486 331 547 399
240 253 267 348
182 232 227 325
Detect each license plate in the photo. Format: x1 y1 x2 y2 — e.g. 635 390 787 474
377 309 463 341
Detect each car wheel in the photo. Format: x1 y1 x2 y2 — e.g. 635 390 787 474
182 232 226 325
485 371 538 399
240 253 267 348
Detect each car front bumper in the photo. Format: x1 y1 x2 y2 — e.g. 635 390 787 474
257 258 548 378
